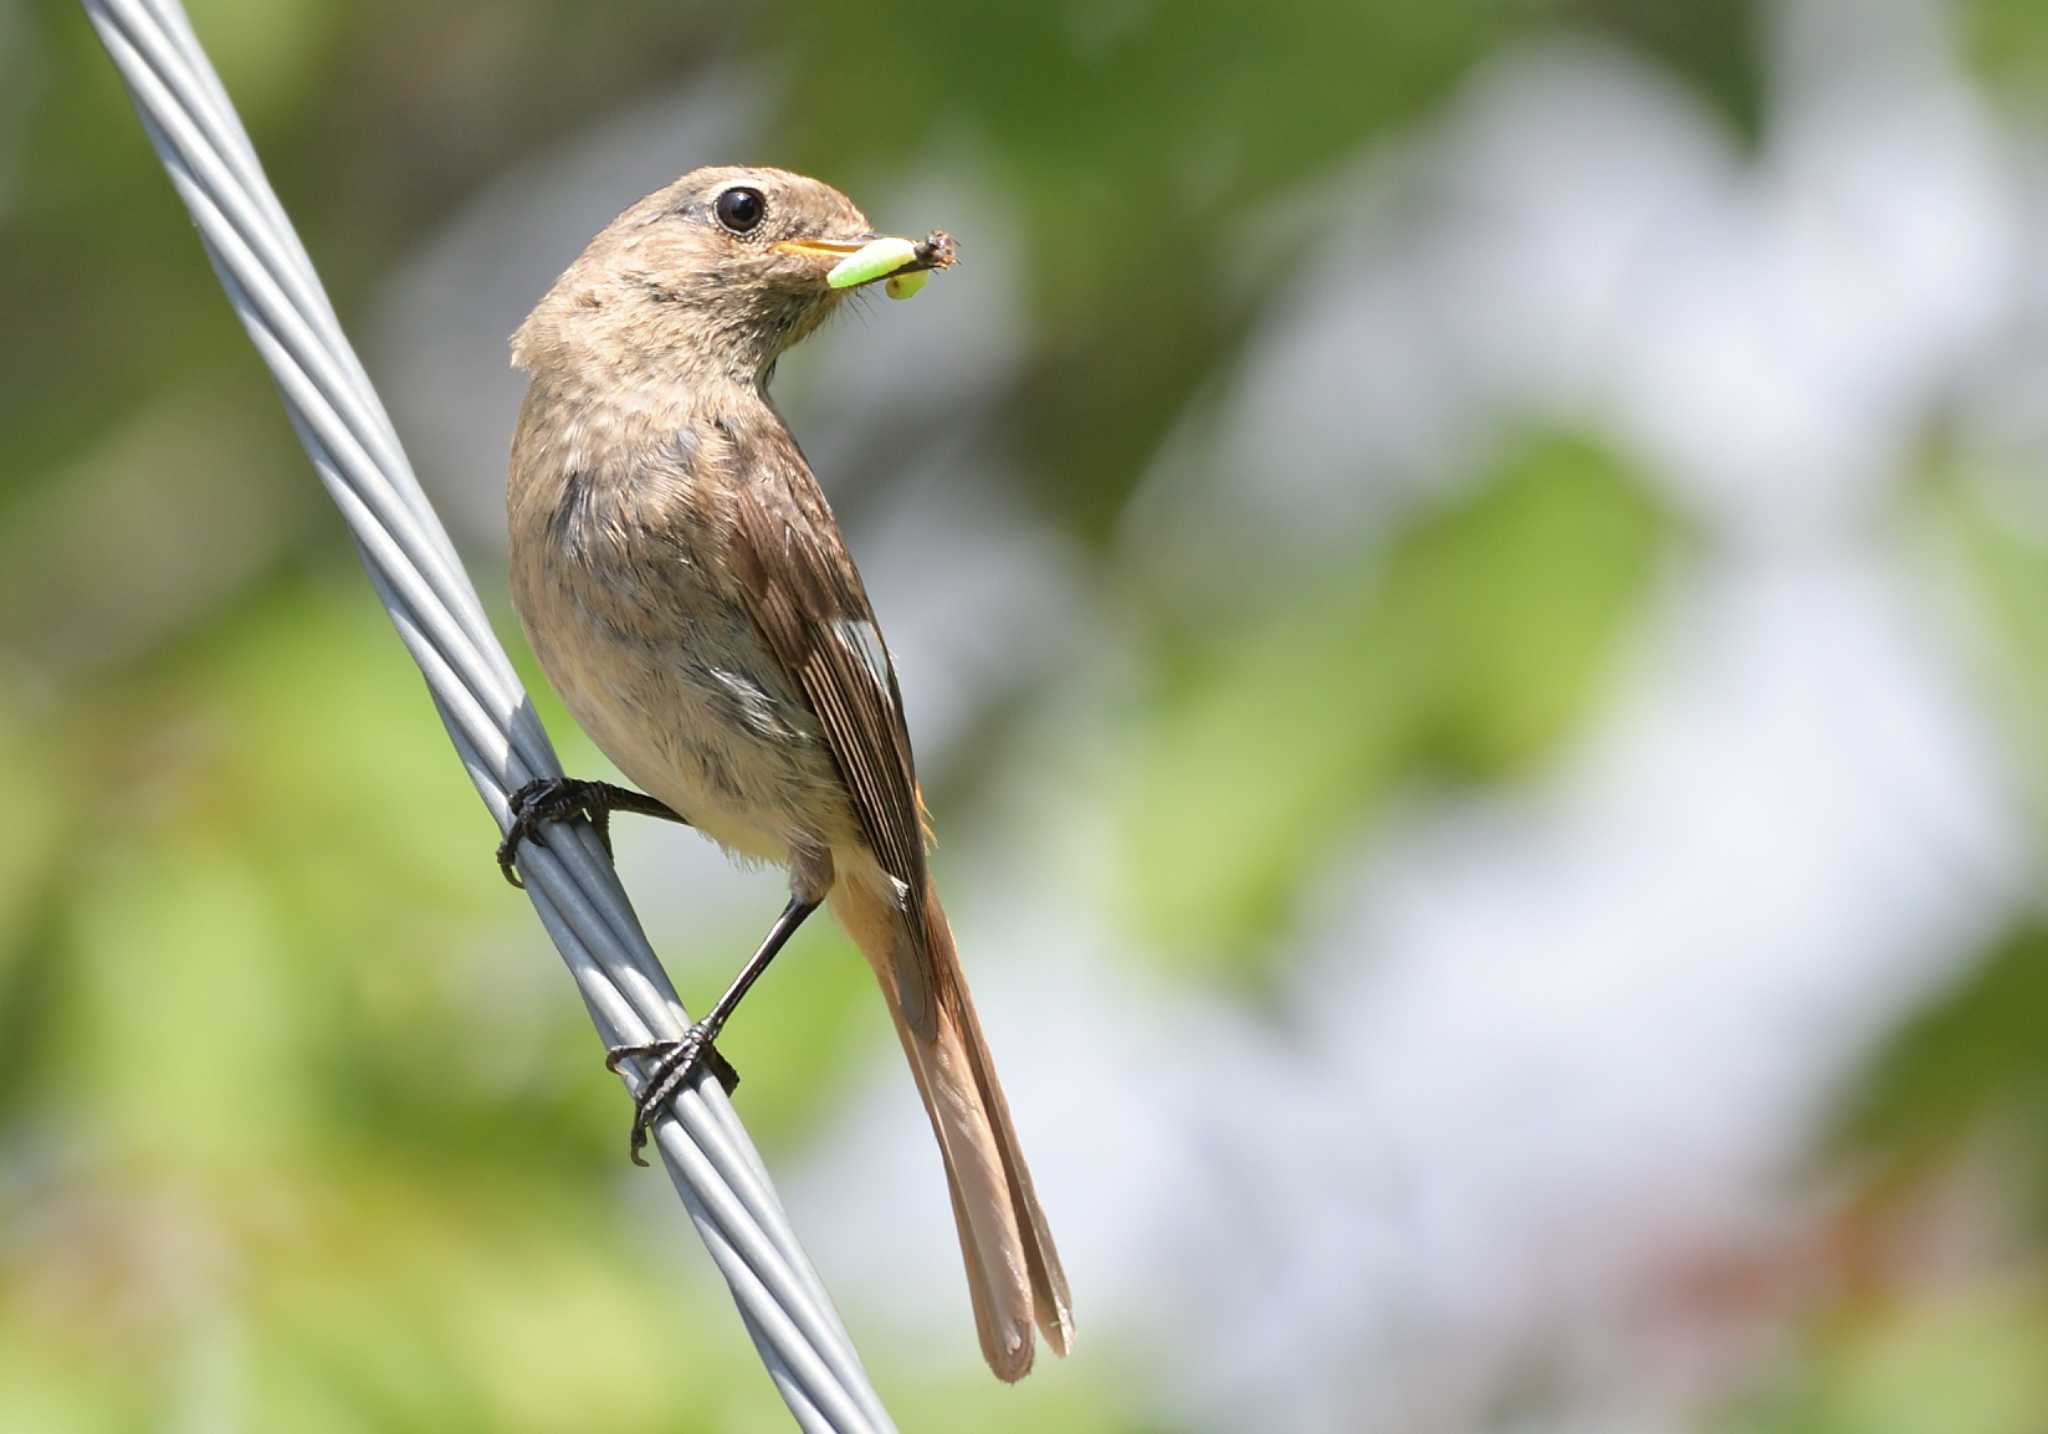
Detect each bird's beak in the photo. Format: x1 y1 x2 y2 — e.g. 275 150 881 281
773 235 876 263
773 230 957 289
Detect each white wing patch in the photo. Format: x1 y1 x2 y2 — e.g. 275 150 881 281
709 665 798 740
834 617 893 693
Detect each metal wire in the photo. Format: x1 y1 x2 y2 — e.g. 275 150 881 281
79 3 898 1428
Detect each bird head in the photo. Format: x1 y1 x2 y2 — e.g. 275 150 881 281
514 166 948 387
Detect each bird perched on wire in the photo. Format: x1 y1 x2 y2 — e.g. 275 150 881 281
500 166 1071 1381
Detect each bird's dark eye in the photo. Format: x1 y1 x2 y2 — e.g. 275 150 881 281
715 186 766 235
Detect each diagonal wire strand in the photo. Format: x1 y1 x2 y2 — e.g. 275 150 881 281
78 3 897 1428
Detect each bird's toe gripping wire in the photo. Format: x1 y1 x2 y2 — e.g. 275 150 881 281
606 1031 742 1165
497 777 688 887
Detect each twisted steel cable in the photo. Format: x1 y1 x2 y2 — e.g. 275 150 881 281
79 2 898 1428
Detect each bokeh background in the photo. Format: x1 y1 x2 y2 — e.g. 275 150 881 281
7 0 2048 1428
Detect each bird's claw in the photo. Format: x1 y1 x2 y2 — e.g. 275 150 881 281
606 1028 741 1166
497 777 614 888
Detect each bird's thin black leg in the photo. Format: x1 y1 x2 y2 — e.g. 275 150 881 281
497 777 688 888
605 895 820 1165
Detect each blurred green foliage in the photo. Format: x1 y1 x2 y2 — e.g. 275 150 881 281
1129 434 1666 967
1963 0 2048 83
1728 1289 2048 1434
1937 473 2048 815
1841 923 2048 1215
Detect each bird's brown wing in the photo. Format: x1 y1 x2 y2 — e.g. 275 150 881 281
725 452 940 1037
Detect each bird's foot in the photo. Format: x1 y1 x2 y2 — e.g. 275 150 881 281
605 1028 741 1166
496 777 685 888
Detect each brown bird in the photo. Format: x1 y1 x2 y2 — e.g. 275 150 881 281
500 166 1072 1380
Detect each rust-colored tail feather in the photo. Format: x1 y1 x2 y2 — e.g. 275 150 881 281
829 875 1073 1381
